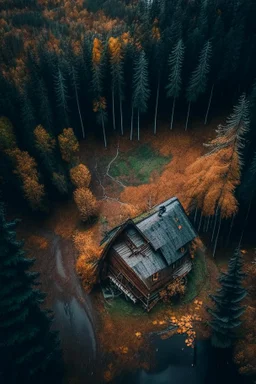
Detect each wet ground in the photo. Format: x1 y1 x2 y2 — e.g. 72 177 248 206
33 231 98 383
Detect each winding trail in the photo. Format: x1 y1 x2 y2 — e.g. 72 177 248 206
36 231 99 383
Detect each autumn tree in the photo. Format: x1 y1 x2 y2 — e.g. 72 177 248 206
108 37 124 135
208 248 247 348
92 38 108 147
131 50 150 141
34 125 68 196
58 128 79 164
0 116 17 151
0 204 62 384
184 94 250 255
8 148 46 211
70 163 91 188
185 41 212 130
73 187 98 222
166 39 185 130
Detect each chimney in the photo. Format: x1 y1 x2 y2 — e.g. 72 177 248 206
158 206 166 217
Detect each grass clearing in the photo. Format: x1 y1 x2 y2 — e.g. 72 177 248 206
182 251 208 304
109 144 172 185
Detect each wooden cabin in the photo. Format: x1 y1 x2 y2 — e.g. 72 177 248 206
100 197 197 311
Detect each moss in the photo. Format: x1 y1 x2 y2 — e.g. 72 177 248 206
182 251 207 304
109 144 172 185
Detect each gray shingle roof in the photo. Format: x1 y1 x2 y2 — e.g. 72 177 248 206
103 197 197 281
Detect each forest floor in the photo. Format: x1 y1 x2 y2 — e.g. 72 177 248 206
13 116 255 383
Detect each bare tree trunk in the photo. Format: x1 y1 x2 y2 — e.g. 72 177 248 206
130 107 134 141
120 97 123 136
211 207 219 242
226 214 235 246
170 97 176 130
74 84 85 139
137 110 140 141
194 207 198 223
112 87 116 131
204 84 214 125
101 114 107 148
185 102 191 131
206 216 211 232
213 215 222 258
239 197 253 247
154 78 160 135
198 212 203 231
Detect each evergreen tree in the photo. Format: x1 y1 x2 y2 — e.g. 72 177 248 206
166 39 185 129
185 40 212 130
54 66 69 128
0 204 62 383
208 248 247 348
69 63 85 139
108 37 125 135
131 50 150 141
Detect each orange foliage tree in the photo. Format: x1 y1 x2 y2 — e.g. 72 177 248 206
183 94 250 255
73 187 98 222
70 164 91 188
34 125 56 154
58 128 79 163
74 230 101 292
7 148 45 210
0 117 17 151
92 37 103 66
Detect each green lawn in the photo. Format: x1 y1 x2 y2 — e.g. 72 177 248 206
109 144 172 185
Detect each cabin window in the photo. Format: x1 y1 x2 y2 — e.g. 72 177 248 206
180 247 185 253
174 217 179 222
152 272 159 281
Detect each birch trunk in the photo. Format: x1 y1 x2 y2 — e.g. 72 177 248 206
101 114 107 148
130 107 134 141
120 97 123 136
154 79 160 135
194 207 198 223
170 97 176 130
213 215 222 258
211 208 219 242
198 212 203 231
137 110 140 141
204 84 214 125
239 197 253 247
112 87 116 131
75 84 85 139
185 102 191 131
226 214 235 246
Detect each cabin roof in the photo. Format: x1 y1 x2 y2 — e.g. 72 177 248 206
101 197 197 280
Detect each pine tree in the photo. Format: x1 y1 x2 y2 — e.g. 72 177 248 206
54 66 69 128
208 248 247 348
131 50 150 141
185 41 212 130
166 39 185 129
92 38 108 147
69 63 85 139
0 204 62 383
184 94 250 255
108 37 125 135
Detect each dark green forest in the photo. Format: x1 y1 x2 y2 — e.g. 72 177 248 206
0 1 256 383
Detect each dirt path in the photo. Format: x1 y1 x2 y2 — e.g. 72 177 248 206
23 228 100 384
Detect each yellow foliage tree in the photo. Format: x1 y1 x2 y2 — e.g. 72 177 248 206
70 164 91 188
73 187 98 221
34 125 56 154
7 148 45 210
58 128 79 163
74 230 101 292
0 117 17 151
92 37 103 66
108 37 122 64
